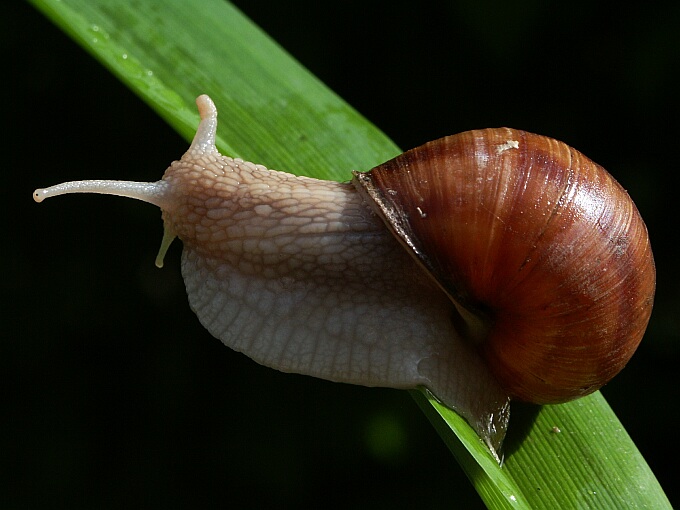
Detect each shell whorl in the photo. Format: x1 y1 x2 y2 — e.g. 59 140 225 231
354 128 655 403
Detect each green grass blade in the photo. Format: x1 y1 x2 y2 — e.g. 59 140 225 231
413 389 670 508
29 0 670 508
411 390 529 509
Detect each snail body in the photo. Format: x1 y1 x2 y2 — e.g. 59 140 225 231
34 95 655 459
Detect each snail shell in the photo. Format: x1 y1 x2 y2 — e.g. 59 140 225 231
354 129 655 404
34 95 655 459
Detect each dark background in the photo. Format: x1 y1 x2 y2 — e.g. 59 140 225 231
5 1 678 508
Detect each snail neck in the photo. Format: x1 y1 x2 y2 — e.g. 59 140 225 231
159 156 389 277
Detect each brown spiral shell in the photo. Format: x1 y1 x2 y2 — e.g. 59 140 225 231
353 128 655 404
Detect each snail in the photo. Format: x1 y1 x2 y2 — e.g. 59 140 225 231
34 94 655 460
